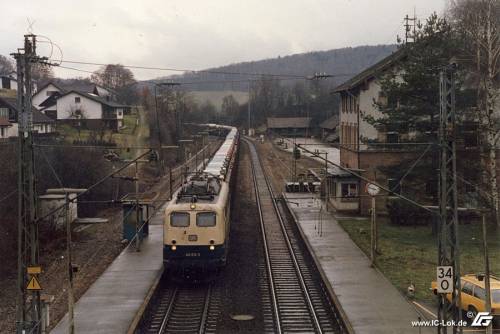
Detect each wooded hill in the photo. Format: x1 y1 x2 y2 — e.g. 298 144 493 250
162 44 397 91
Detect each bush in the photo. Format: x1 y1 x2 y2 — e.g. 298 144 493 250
387 197 433 226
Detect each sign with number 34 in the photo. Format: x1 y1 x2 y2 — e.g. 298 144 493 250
437 266 454 293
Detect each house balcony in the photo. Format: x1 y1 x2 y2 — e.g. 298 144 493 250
102 111 117 120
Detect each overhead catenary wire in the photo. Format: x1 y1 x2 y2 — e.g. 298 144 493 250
390 143 433 192
287 138 436 214
56 59 309 78
55 64 354 85
38 146 64 188
36 148 152 223
0 189 18 205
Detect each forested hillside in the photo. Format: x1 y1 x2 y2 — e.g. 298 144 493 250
164 44 397 91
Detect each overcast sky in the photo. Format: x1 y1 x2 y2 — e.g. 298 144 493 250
0 0 446 80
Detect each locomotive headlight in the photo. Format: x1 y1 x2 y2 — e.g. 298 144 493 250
209 245 215 251
190 204 196 210
171 245 177 251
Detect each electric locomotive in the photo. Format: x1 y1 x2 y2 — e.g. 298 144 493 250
163 125 238 279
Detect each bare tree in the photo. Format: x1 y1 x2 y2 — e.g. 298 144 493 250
68 105 88 140
451 0 500 223
221 95 239 124
0 55 14 76
91 64 137 104
32 62 54 86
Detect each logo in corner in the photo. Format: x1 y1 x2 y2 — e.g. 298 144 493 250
471 312 493 327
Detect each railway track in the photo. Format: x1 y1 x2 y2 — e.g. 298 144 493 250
246 138 345 334
140 282 220 334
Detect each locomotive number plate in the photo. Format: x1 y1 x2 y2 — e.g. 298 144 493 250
188 235 198 241
185 252 200 257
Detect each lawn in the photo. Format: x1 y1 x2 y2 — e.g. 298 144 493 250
338 218 500 302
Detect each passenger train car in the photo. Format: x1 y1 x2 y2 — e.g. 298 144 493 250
163 125 239 279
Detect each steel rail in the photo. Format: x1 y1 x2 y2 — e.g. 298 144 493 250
245 137 324 333
258 151 323 334
198 285 212 334
248 139 283 334
154 285 213 334
158 287 178 334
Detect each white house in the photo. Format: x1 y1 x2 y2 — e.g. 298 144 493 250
32 82 64 109
0 73 18 91
55 91 125 131
0 96 55 139
32 109 55 134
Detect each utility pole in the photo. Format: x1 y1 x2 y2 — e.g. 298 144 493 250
482 212 492 334
153 84 163 175
13 34 48 334
437 64 462 334
154 82 181 166
65 193 75 334
135 161 140 252
324 152 329 212
404 14 417 43
247 81 251 136
305 73 333 145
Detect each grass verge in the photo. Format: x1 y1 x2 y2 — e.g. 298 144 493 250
338 219 500 302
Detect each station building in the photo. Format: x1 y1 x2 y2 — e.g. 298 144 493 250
267 117 311 137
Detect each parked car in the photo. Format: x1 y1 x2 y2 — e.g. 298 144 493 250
431 274 500 321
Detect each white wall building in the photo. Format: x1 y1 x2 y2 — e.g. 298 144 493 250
56 91 125 131
32 82 64 108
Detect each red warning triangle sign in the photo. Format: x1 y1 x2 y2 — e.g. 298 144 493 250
27 276 42 290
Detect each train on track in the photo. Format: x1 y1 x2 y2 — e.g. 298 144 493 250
163 124 239 280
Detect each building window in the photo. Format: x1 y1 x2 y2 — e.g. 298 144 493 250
425 179 438 196
0 107 8 118
0 127 5 137
386 132 399 143
46 90 57 96
75 97 81 103
352 125 356 148
388 178 400 194
354 125 358 150
2 77 11 89
341 183 358 197
378 92 388 106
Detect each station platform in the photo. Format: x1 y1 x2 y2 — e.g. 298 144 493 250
51 208 165 334
283 192 433 334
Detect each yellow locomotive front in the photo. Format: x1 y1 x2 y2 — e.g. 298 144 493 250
163 178 229 279
163 125 238 280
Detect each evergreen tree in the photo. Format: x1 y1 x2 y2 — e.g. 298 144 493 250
365 14 466 143
364 14 475 206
